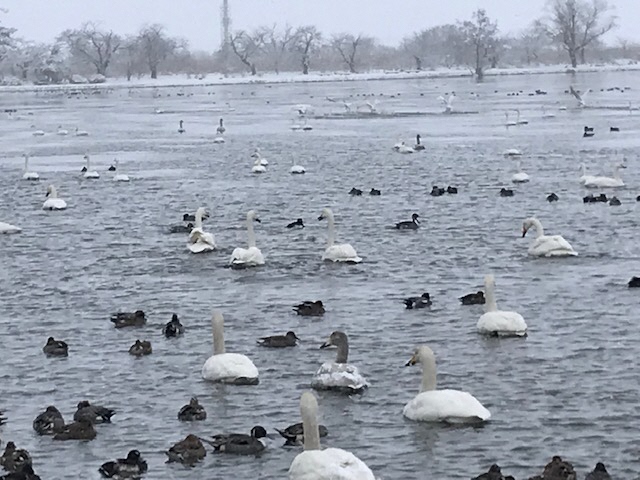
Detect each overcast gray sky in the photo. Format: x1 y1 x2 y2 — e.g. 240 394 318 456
2 0 633 51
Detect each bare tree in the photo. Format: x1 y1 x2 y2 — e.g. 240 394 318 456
295 25 322 74
260 24 297 74
58 23 121 76
332 33 373 73
138 24 178 79
115 36 141 81
460 9 499 79
229 30 265 75
519 20 550 65
0 22 16 62
544 0 616 67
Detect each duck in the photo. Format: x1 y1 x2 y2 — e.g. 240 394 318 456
0 410 5 425
276 421 328 446
169 222 194 234
1 464 41 479
404 293 432 309
628 276 640 288
609 196 621 206
230 210 264 267
413 134 425 151
0 443 32 473
288 392 375 479
163 314 185 337
637 195 640 202
108 164 116 172
201 312 259 384
42 185 67 211
74 401 115 424
499 188 514 197
610 126 620 132
522 217 577 257
99 450 148 479
348 187 362 196
111 159 130 182
32 406 65 436
430 186 445 196
250 148 268 166
547 192 559 202
128 340 152 357
257 331 299 348
403 346 491 423
447 186 458 194
460 291 485 305
477 275 527 337
82 154 100 179
584 163 626 188
287 218 305 229
177 120 185 134
110 310 146 328
216 118 225 134
369 188 381 195
165 434 206 465
188 207 216 253
531 456 577 480
583 193 608 203
293 301 325 317
209 426 267 455
311 331 369 394
318 208 362 263
21 154 39 180
511 159 530 183
251 158 267 173
42 337 68 357
53 419 96 441
177 397 206 421
183 213 196 222
0 222 21 234
57 126 69 135
586 462 611 480
74 127 89 137
395 213 419 230
583 126 595 137
472 464 506 480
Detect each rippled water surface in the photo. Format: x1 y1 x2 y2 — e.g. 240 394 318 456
1 72 640 479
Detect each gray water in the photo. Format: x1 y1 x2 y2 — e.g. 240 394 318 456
1 71 639 480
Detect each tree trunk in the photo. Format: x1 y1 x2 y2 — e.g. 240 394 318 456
569 49 577 68
414 55 422 71
250 64 256 75
151 67 157 79
348 61 356 73
302 56 309 75
579 48 586 64
126 68 132 81
475 44 482 78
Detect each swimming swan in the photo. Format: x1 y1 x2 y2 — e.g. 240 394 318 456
251 158 267 174
112 159 130 182
187 207 215 253
579 163 597 184
230 210 265 267
583 163 626 188
290 159 306 174
522 217 577 257
476 274 527 337
201 311 259 384
43 185 67 210
311 331 369 394
288 392 375 480
22 154 39 180
403 346 491 424
0 222 21 234
511 159 530 183
251 148 268 166
82 155 99 179
318 208 362 263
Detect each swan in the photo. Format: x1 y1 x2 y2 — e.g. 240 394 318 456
43 185 67 210
187 207 216 253
112 159 130 182
288 392 375 480
515 109 528 125
570 86 590 107
318 208 362 263
392 137 404 151
251 158 266 174
216 118 225 134
578 163 598 184
201 311 259 385
290 159 306 174
74 127 89 137
505 112 517 127
511 159 530 183
178 120 185 134
503 148 521 157
522 217 577 257
57 126 69 135
541 106 556 118
477 275 527 336
0 222 21 234
251 148 268 166
230 210 265 267
583 163 626 188
403 346 491 424
396 142 415 154
213 134 225 144
32 129 45 136
438 92 455 113
82 155 100 179
22 154 39 180
311 331 369 394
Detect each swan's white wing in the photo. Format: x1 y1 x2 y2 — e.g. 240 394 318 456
477 311 527 336
42 199 67 210
289 449 375 480
403 389 491 423
529 235 577 257
188 228 215 253
323 244 362 263
583 176 623 188
202 353 259 382
0 222 21 234
230 246 264 265
311 362 369 391
437 95 446 105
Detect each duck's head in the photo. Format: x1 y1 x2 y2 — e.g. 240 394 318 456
186 223 194 229
251 426 267 438
46 336 55 344
285 331 300 341
171 313 180 322
411 213 420 222
295 218 304 226
46 405 60 413
488 465 501 474
126 450 142 462
421 293 430 300
314 300 324 307
189 397 200 406
594 463 607 472
134 310 145 318
320 331 347 349
77 400 91 409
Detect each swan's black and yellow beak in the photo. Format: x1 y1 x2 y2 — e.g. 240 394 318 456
318 215 325 221
405 354 417 367
254 218 261 223
521 227 528 238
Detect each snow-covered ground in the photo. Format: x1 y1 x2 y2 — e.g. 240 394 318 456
2 61 640 93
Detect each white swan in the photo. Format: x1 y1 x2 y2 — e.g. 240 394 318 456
112 159 130 182
75 127 89 137
392 137 404 151
201 311 259 384
22 154 39 180
318 208 362 263
57 126 69 135
578 163 597 184
583 163 625 188
230 210 265 267
290 159 306 174
477 275 527 337
541 106 556 119
311 331 369 394
511 159 530 183
188 207 216 253
213 134 225 144
288 392 375 480
403 346 491 424
251 158 267 174
522 217 577 257
570 86 590 108
82 155 100 179
515 109 528 125
438 92 455 113
32 129 45 136
0 222 21 234
42 185 67 210
505 112 517 127
251 148 268 166
503 148 521 157
396 142 415 154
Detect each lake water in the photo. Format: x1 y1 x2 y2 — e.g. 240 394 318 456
1 71 639 479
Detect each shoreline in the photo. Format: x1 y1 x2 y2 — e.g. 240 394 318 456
1 62 639 93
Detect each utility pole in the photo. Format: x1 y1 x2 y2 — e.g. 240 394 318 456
220 0 231 73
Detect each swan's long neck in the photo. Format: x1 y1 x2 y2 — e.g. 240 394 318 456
246 216 256 248
195 210 204 230
612 165 621 179
419 355 437 393
335 339 349 364
531 219 544 238
49 186 58 198
484 278 498 313
517 159 522 172
300 394 321 451
212 314 225 355
24 155 29 171
325 212 336 248
86 156 91 170
580 163 586 176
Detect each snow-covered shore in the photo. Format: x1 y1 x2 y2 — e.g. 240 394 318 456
2 61 640 93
